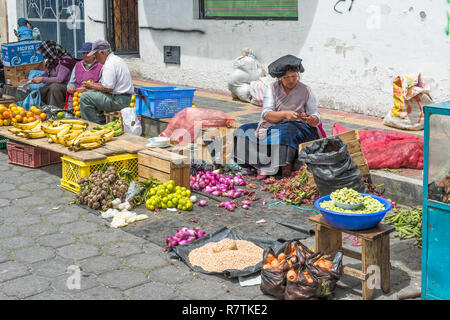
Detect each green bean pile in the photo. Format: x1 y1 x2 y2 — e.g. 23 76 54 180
384 206 422 248
320 196 385 214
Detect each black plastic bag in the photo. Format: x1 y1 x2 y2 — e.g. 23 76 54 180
260 247 290 299
284 264 321 300
268 55 305 78
298 136 367 196
40 105 75 120
308 251 344 298
171 226 286 278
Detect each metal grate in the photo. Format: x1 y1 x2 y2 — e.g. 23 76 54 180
107 0 139 55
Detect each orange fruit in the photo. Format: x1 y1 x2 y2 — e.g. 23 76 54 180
3 111 10 119
11 118 17 124
30 106 36 111
75 111 81 118
15 115 22 122
0 119 3 126
3 118 11 126
277 253 286 262
26 111 34 118
40 113 47 121
20 111 26 117
0 105 6 114
33 108 41 115
22 117 28 124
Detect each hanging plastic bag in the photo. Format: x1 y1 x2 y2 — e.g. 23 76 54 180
298 136 367 196
17 89 41 110
308 251 343 298
383 74 433 131
121 107 142 136
284 264 321 300
160 107 235 146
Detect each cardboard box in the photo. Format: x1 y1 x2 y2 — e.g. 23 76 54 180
1 41 44 67
4 62 44 87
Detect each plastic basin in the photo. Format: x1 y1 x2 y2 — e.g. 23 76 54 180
314 193 392 230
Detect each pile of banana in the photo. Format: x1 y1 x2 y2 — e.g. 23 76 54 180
8 119 46 139
7 118 123 152
41 119 117 151
91 118 123 137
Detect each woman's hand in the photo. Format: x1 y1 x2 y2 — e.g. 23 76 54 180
299 113 319 127
76 87 87 94
31 77 43 84
283 110 299 122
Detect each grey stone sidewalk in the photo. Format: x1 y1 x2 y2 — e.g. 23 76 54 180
0 147 422 300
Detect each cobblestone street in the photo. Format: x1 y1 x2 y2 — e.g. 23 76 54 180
0 147 422 300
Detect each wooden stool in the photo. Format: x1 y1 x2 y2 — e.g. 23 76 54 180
308 215 395 300
104 111 122 124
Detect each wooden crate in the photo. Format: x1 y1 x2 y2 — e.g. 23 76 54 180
193 126 235 164
299 130 370 176
138 148 190 188
4 62 44 87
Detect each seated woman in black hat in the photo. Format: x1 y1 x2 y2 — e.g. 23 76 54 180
233 55 326 179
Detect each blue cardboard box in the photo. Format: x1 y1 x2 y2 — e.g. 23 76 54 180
1 40 44 67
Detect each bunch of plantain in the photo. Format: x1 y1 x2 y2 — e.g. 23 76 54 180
69 127 115 151
9 119 47 139
91 118 123 137
42 119 91 148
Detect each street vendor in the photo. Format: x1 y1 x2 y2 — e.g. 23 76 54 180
66 42 103 108
31 41 78 108
233 55 325 179
79 40 134 124
14 18 33 41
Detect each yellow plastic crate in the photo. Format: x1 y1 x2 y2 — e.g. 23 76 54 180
61 154 138 193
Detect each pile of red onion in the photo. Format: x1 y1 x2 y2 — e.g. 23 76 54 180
218 200 253 211
166 227 208 247
190 171 248 199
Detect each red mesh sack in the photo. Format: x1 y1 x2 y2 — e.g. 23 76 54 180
332 123 424 169
160 108 235 146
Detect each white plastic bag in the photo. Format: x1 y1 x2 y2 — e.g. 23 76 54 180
228 48 266 103
121 107 142 136
249 75 276 106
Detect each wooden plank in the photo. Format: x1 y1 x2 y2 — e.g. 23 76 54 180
315 224 342 255
346 139 363 154
380 235 391 294
309 215 395 241
139 148 189 166
138 153 172 173
299 130 359 151
0 126 107 161
342 248 362 261
139 165 171 182
343 266 368 281
362 238 379 300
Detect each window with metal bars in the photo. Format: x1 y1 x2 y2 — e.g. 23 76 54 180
199 0 298 20
106 0 139 55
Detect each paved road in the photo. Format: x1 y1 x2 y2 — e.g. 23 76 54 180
0 147 422 300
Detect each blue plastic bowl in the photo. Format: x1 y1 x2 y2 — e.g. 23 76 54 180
314 193 392 231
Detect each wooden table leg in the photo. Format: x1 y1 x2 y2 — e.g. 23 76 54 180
362 238 382 300
315 224 342 255
380 235 390 294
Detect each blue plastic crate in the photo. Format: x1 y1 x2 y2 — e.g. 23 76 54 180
135 86 196 118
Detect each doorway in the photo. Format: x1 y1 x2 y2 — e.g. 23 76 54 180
106 0 139 55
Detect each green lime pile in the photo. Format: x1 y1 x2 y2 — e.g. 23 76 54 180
320 196 385 214
145 180 193 212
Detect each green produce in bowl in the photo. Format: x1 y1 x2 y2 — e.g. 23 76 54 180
331 187 364 204
320 196 385 214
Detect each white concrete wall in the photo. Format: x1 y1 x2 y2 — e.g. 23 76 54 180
86 0 450 117
0 0 8 44
84 0 107 42
5 0 18 43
